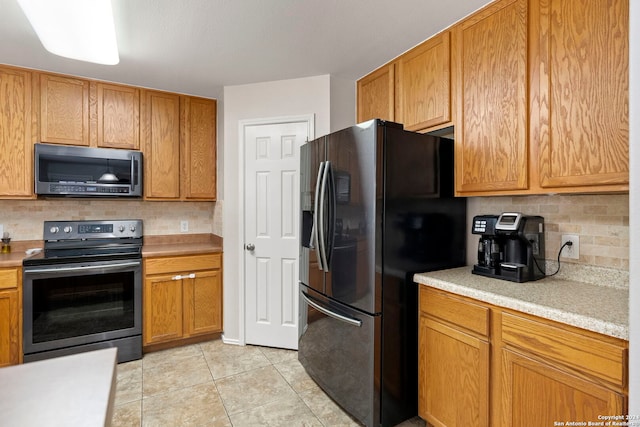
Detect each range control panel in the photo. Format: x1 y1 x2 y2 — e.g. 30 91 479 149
43 219 143 241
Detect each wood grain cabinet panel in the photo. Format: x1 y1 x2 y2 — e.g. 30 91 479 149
396 31 452 131
453 0 529 194
182 96 217 200
532 0 629 190
40 73 90 146
418 315 490 427
144 254 222 348
143 273 184 345
357 63 395 123
500 349 625 426
96 83 140 150
141 90 181 199
0 66 34 198
0 267 21 367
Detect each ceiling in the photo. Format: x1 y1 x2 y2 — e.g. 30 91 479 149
0 0 491 99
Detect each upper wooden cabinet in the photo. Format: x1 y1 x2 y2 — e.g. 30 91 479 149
142 91 217 201
95 82 140 150
396 31 452 131
142 90 182 199
181 96 217 200
40 73 90 146
357 63 395 123
453 0 529 194
531 0 629 191
0 66 34 198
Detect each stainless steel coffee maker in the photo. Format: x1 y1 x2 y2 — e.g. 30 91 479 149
472 213 545 283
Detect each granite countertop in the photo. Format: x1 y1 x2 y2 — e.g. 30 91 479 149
414 266 629 340
0 348 117 426
0 234 223 268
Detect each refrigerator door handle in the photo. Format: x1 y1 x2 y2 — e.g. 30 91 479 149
301 291 362 327
313 161 326 270
318 160 331 272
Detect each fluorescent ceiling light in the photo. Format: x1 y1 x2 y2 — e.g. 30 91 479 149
16 0 119 65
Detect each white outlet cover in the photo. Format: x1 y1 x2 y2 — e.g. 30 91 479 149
561 234 580 260
0 224 3 237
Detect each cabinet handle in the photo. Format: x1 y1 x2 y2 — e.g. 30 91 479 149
171 273 196 280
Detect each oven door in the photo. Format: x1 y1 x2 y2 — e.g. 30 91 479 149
23 258 142 360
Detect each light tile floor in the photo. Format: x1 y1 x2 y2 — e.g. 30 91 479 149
111 339 427 427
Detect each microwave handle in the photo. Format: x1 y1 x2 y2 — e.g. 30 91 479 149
130 157 137 191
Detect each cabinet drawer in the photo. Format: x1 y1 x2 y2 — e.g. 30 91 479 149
0 268 19 290
419 286 489 337
501 312 627 387
145 253 221 275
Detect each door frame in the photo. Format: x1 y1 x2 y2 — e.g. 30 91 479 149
233 114 315 346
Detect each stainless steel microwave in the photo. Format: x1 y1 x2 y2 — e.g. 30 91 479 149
34 143 143 197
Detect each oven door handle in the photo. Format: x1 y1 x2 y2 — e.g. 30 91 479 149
24 261 141 274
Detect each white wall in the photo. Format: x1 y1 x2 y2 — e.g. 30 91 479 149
221 74 355 344
629 0 639 413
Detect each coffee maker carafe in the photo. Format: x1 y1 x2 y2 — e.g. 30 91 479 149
472 213 545 283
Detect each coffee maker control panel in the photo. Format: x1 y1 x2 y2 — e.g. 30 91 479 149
472 215 498 234
495 212 523 232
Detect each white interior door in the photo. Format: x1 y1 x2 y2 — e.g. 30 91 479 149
244 119 310 349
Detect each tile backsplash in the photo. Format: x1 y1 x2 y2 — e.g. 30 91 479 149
467 194 629 271
0 200 220 240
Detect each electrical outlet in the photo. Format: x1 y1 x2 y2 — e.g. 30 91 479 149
561 234 580 260
0 224 3 237
180 220 189 233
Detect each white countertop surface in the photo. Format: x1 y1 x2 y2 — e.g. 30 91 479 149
414 266 628 340
0 348 117 427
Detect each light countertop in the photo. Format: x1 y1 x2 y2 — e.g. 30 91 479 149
414 266 628 340
0 348 117 427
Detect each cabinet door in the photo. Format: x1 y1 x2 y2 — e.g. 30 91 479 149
184 269 222 337
453 0 529 194
142 90 181 199
0 290 20 367
396 31 451 131
182 96 217 200
500 349 625 426
0 66 34 197
533 0 629 190
40 73 90 146
96 83 140 150
418 315 489 426
357 63 395 123
143 274 184 345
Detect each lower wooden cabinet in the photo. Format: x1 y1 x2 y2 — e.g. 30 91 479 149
0 267 21 366
418 287 490 427
143 253 222 347
418 286 628 426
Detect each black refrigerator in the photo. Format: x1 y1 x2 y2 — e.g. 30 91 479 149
298 119 467 427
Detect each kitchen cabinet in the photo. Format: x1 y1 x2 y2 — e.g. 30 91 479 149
356 63 395 123
499 311 627 425
396 31 452 131
39 73 90 146
142 91 217 201
531 0 629 192
95 82 140 150
141 89 182 199
181 96 217 200
418 286 628 426
452 0 529 194
0 267 21 367
143 253 222 348
418 287 489 426
0 65 35 198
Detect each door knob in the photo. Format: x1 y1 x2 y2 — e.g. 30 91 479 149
245 243 255 251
